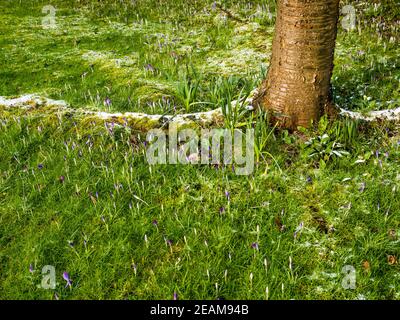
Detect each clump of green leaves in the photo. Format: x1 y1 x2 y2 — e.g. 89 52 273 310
302 115 360 168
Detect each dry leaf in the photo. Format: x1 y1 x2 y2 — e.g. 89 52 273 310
387 255 398 265
90 194 97 205
388 229 397 240
274 216 285 232
362 260 370 272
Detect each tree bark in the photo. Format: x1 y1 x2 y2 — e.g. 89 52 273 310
255 0 340 129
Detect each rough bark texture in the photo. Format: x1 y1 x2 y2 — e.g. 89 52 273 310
255 0 340 129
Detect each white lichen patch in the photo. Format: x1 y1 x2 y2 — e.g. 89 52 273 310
234 22 262 34
204 48 268 75
82 50 139 68
0 94 68 108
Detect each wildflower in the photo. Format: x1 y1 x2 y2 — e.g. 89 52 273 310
294 221 304 239
59 176 65 183
225 190 230 201
144 64 155 73
29 264 34 273
62 272 72 288
173 292 178 300
251 242 259 250
152 219 158 227
219 206 225 214
38 164 44 170
104 97 112 108
131 263 137 275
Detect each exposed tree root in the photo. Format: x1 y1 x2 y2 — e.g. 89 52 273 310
0 94 227 130
0 93 398 131
338 106 400 122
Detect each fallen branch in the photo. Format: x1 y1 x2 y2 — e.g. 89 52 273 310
214 3 248 23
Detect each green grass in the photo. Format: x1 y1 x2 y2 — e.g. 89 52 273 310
0 0 400 300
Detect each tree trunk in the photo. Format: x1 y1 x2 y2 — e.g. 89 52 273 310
255 0 340 129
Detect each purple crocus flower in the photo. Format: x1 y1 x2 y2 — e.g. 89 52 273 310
173 292 178 300
144 64 155 73
251 242 259 250
306 176 312 184
104 97 112 108
38 164 44 170
152 219 158 227
59 176 65 183
294 222 304 239
225 190 230 201
219 206 225 214
62 272 72 288
29 264 34 273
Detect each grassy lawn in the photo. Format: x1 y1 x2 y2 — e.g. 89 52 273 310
0 0 399 300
